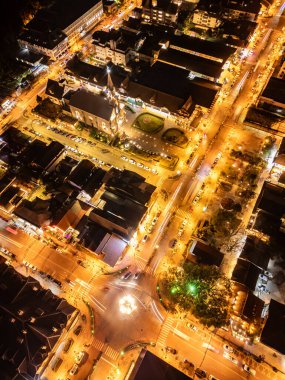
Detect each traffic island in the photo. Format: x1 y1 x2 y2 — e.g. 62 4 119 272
161 128 189 148
132 113 164 134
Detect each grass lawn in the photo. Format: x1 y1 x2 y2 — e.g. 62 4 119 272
133 112 164 134
162 128 188 148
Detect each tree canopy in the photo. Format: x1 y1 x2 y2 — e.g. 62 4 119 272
160 263 232 328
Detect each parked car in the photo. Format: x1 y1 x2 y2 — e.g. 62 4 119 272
209 376 220 380
170 239 178 248
133 272 142 280
195 368 207 378
223 344 234 353
165 346 177 354
69 364 79 376
122 271 132 280
183 359 194 372
74 325 82 336
142 234 148 243
63 338 74 353
223 352 238 365
243 364 256 376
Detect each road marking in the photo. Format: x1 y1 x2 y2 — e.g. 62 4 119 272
101 355 117 368
0 233 23 248
104 346 120 361
92 338 104 351
174 328 190 341
157 316 174 345
88 295 106 312
151 300 164 322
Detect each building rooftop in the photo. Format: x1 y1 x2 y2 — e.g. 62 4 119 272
231 258 261 291
68 159 95 190
189 240 224 267
126 61 220 109
45 79 65 100
169 34 235 63
261 77 285 105
239 236 270 270
255 182 285 219
158 48 223 80
223 0 261 16
69 89 115 121
261 299 285 354
130 349 191 380
0 257 76 379
242 291 264 322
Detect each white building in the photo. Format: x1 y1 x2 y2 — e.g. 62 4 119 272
18 0 103 60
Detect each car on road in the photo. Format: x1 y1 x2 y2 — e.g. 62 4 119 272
195 368 207 378
223 344 234 353
223 352 238 365
122 271 132 280
170 239 178 248
243 364 256 376
76 351 88 366
133 272 142 280
69 364 79 376
209 376 220 380
63 338 74 353
165 346 177 354
183 359 194 372
142 234 148 243
74 325 82 336
77 260 87 268
202 342 217 352
186 322 198 331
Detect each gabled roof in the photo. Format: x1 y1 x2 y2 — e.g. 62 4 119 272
231 258 261 291
261 299 285 354
45 79 65 100
190 240 224 267
69 89 114 120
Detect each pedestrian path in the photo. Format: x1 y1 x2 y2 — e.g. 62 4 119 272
104 346 120 361
157 316 175 346
92 337 104 351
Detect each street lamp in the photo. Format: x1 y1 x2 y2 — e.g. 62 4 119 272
119 295 137 315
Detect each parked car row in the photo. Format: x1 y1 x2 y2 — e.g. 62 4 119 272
120 155 158 174
38 269 62 288
0 247 16 260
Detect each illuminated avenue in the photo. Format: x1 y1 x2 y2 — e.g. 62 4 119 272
0 0 285 379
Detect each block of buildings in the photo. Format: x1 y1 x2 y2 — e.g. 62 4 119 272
68 89 118 133
0 257 77 379
18 0 103 60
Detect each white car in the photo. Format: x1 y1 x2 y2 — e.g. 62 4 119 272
243 364 256 376
223 352 238 365
69 364 79 375
223 344 234 353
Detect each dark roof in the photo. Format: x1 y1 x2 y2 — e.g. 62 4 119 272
45 79 65 100
231 258 261 291
127 61 220 108
69 89 114 120
191 240 224 267
221 19 256 46
261 77 285 105
169 34 235 62
239 236 270 270
14 197 53 228
130 350 191 380
223 0 261 15
76 215 110 252
68 159 95 189
83 167 106 197
0 257 76 379
158 48 223 79
274 138 285 166
33 141 64 170
16 49 44 65
255 182 285 218
261 299 285 354
19 28 66 50
67 57 128 88
23 0 101 35
242 291 264 321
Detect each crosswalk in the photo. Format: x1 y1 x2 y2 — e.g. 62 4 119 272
176 208 190 219
157 316 175 346
92 337 104 351
104 346 120 361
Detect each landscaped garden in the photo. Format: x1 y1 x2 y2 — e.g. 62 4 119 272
132 112 164 134
162 128 188 148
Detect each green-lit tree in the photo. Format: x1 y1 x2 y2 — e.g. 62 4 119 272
160 263 232 328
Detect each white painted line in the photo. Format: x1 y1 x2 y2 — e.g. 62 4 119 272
101 355 117 367
174 329 190 341
0 233 23 248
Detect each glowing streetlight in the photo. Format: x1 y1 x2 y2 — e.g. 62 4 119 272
119 295 137 315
